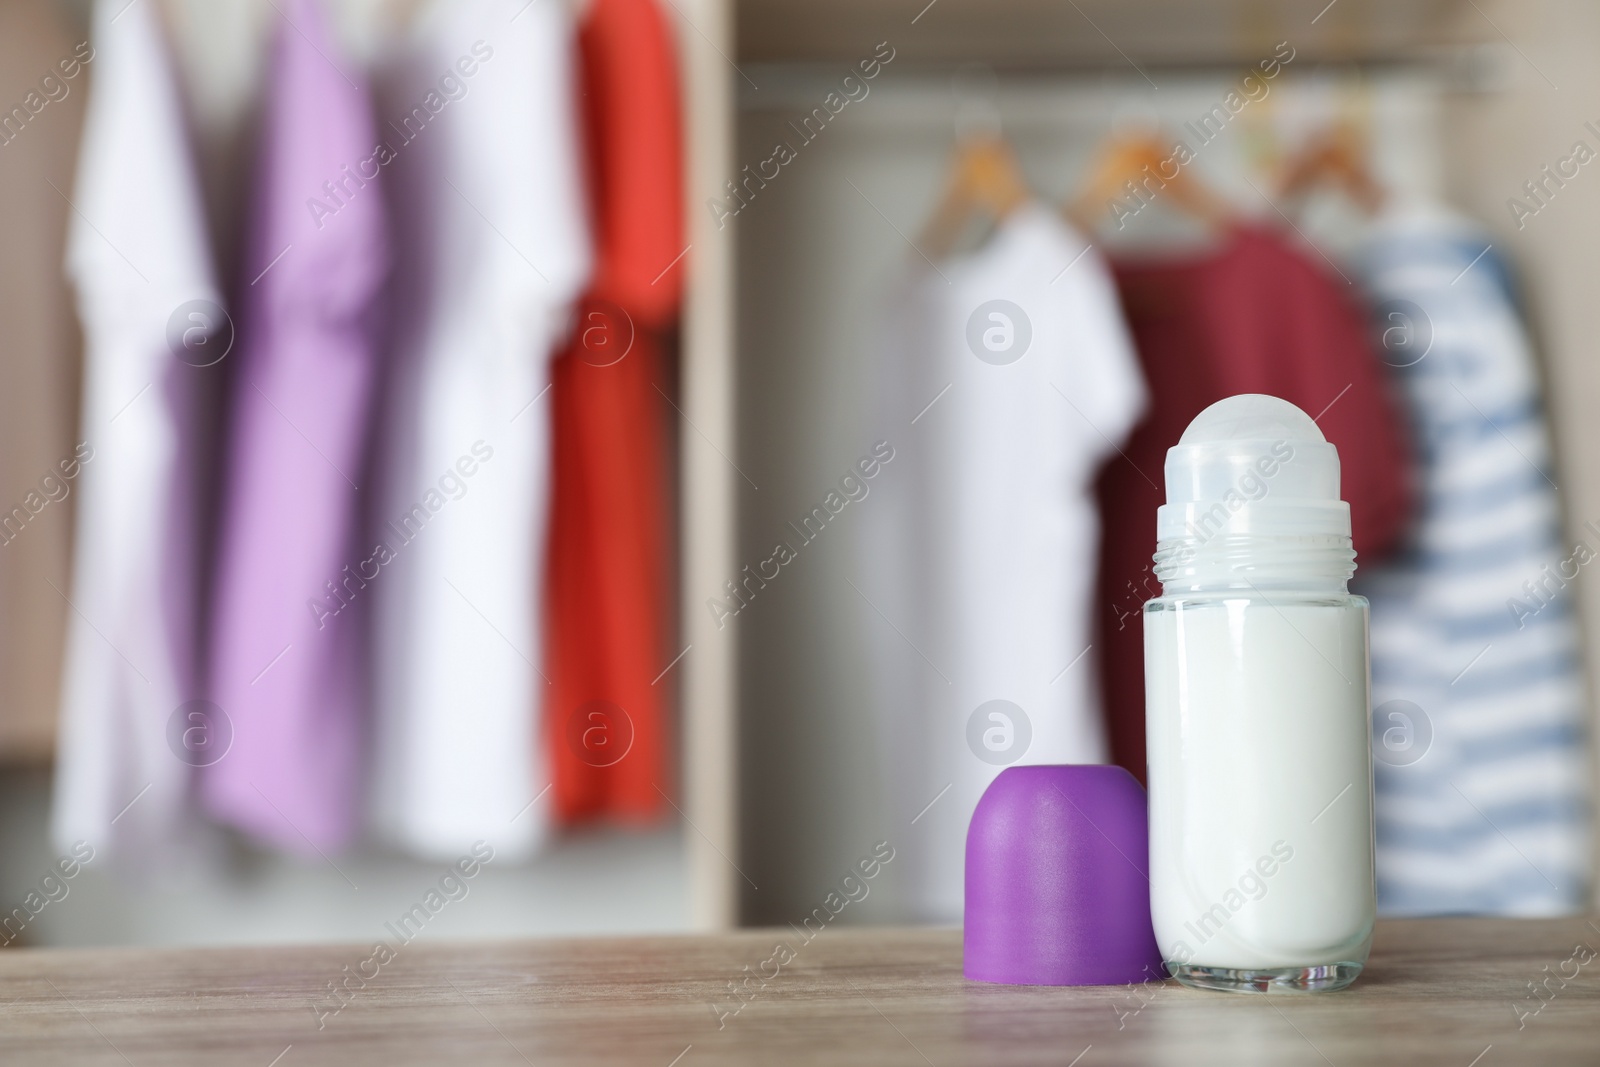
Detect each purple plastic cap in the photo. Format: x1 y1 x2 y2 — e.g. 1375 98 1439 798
964 764 1165 985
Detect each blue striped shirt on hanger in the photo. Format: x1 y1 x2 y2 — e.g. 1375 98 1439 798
1355 202 1590 916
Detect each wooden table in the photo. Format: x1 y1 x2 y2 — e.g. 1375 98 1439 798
2 919 1596 1064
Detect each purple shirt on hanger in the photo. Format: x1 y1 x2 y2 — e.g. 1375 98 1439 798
201 0 388 853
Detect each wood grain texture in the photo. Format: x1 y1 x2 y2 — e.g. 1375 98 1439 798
0 0 85 766
2 919 1598 1064
736 0 1486 67
676 0 741 931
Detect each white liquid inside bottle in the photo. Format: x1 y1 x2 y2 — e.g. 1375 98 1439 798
1144 394 1375 993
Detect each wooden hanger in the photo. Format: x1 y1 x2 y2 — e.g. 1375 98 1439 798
917 135 1032 261
1065 129 1233 234
1276 121 1385 216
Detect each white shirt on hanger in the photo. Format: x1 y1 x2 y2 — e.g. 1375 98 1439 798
54 0 220 862
863 202 1147 921
368 0 590 861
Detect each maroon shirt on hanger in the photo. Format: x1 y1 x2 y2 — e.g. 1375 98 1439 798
1096 224 1412 782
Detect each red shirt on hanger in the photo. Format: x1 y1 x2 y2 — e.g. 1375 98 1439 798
1097 225 1412 782
546 0 684 823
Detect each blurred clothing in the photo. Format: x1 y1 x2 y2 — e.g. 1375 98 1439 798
369 0 589 860
546 0 683 825
1097 224 1412 782
865 203 1146 921
54 0 219 860
201 0 388 855
1355 202 1589 914
0 0 85 761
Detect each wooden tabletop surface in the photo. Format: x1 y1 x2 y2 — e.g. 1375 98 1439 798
2 918 1597 1065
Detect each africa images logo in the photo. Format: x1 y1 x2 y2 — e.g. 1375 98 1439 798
965 299 1031 365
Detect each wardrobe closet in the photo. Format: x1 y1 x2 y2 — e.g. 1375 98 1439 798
0 0 696 945
695 0 1600 926
3 0 1598 938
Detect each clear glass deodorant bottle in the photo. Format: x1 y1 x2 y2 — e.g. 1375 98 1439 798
1144 394 1375 993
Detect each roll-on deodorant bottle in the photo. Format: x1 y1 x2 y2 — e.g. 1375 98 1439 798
1144 394 1374 993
